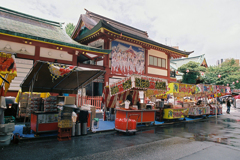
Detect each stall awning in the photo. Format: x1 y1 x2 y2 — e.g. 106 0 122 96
21 61 105 94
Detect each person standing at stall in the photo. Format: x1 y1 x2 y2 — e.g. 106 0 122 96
226 97 231 114
126 91 133 106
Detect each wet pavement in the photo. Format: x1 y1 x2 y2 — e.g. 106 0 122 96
1 105 240 160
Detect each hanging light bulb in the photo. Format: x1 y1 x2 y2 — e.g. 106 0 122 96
218 74 221 78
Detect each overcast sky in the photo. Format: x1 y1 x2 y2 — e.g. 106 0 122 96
1 0 240 66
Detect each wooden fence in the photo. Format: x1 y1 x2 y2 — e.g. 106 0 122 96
77 96 102 110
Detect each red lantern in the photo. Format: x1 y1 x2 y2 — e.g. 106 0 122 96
201 72 204 76
237 80 239 83
218 74 221 78
176 71 178 74
186 69 189 73
233 82 235 85
227 84 229 86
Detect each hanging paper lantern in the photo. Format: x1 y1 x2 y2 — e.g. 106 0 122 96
227 84 229 86
218 74 221 78
237 80 239 83
186 69 189 73
201 72 204 76
176 71 178 74
233 82 235 85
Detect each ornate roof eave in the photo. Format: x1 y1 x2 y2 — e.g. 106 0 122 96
0 30 111 55
78 20 193 58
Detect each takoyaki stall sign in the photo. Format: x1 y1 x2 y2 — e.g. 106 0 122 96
110 75 167 96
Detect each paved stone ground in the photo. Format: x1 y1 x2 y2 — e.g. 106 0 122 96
1 105 240 160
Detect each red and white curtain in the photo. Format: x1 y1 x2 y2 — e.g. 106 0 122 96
102 87 139 108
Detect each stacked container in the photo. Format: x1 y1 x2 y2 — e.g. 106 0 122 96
58 106 73 141
44 96 57 112
0 123 14 146
28 97 42 113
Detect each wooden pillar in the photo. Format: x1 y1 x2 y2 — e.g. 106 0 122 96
103 38 110 86
167 54 171 78
34 46 40 62
145 48 148 74
72 53 77 66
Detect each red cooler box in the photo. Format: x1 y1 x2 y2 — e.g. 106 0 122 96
115 118 137 131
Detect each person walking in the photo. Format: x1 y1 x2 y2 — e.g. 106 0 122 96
226 97 231 114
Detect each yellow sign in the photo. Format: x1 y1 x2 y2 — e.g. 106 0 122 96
163 108 189 119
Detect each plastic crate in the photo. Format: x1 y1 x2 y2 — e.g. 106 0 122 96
58 128 72 138
4 116 15 124
57 136 71 141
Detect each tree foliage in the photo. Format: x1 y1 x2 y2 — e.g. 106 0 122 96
178 61 206 84
204 59 240 89
65 23 75 37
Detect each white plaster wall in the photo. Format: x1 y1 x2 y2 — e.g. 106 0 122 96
40 47 72 61
148 67 168 76
0 40 35 55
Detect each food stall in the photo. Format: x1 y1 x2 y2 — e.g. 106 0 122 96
102 75 167 125
20 61 105 133
163 83 193 119
208 85 230 115
15 89 51 118
187 84 212 117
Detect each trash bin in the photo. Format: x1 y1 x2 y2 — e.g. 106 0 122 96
81 122 87 135
79 110 88 123
72 122 76 136
79 110 88 135
75 122 81 136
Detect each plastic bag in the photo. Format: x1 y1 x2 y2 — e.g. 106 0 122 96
72 111 77 123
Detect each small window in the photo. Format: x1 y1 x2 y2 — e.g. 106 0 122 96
149 56 154 65
154 57 158 66
162 59 166 68
158 58 162 67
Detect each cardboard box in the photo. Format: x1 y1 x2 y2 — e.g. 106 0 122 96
58 119 73 128
57 96 75 105
19 95 29 102
20 102 28 108
183 103 190 108
140 103 146 110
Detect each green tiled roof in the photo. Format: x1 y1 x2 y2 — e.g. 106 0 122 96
170 54 206 69
0 6 111 54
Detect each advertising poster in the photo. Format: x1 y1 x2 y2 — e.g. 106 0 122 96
111 41 145 76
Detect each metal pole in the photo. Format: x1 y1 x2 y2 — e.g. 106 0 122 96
92 81 93 97
81 86 83 106
215 91 217 119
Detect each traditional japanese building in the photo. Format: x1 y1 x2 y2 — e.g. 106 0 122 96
170 54 208 81
72 9 194 92
0 7 111 96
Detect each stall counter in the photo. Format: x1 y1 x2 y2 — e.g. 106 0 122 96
188 106 210 116
31 112 58 133
115 109 158 124
163 108 189 119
